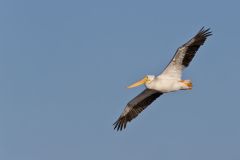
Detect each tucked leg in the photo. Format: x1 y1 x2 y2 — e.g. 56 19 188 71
179 80 192 90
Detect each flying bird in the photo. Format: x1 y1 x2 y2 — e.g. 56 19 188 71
113 27 212 131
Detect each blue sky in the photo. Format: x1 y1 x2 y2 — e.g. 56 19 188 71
1 0 240 160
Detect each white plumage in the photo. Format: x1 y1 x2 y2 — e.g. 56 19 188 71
113 27 212 131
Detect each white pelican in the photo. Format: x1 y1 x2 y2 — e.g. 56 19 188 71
113 27 212 131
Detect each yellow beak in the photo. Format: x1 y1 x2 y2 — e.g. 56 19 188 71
127 76 148 88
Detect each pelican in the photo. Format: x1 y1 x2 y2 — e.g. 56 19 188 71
113 27 212 131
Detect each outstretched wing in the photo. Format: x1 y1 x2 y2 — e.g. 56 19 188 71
160 27 212 79
113 89 163 131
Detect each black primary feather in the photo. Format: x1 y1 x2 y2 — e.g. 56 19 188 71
113 89 163 131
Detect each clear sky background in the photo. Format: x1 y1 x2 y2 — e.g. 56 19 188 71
0 0 240 160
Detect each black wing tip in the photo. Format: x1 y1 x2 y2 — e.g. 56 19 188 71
198 26 213 37
113 117 127 131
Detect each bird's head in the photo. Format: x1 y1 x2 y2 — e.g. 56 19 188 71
127 75 155 88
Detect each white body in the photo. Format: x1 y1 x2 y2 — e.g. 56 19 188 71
146 76 180 92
